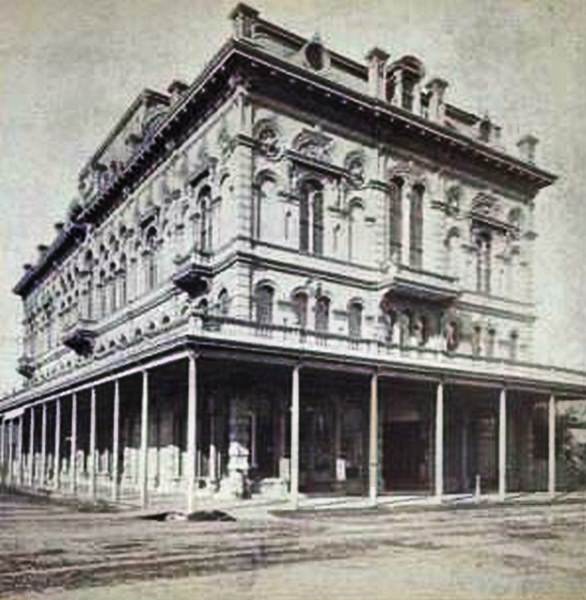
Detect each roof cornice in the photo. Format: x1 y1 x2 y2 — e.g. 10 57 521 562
14 37 557 298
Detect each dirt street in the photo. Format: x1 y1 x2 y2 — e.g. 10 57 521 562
1 492 585 599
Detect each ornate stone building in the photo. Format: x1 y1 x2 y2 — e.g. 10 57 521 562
0 4 584 509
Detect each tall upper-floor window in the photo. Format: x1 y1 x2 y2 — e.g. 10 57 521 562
348 301 363 338
474 228 492 294
145 227 158 291
98 270 107 318
299 179 324 256
255 284 274 326
84 251 94 320
119 254 128 307
197 186 212 252
409 184 424 268
315 296 330 333
389 178 403 261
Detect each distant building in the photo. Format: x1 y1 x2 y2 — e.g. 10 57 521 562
0 4 584 508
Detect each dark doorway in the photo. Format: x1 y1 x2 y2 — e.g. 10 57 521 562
383 422 426 490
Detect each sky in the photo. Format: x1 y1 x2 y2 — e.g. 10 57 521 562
0 0 584 395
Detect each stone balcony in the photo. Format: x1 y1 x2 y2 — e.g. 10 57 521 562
16 355 35 379
61 318 98 356
382 265 459 302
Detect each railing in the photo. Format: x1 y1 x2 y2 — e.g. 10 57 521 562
3 309 585 407
197 314 586 388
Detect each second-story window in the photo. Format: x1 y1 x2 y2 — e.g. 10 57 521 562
299 179 324 256
315 296 330 333
509 330 519 361
292 291 308 329
255 284 274 326
409 184 424 269
486 328 496 358
348 301 363 338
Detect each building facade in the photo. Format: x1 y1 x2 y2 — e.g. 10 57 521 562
0 4 584 509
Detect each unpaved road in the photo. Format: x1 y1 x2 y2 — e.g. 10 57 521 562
1 492 586 599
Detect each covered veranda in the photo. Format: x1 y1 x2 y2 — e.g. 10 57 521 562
0 343 578 512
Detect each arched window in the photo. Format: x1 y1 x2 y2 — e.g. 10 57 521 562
255 285 274 325
109 263 117 313
145 227 158 291
446 320 459 352
84 251 94 319
410 184 424 268
509 330 519 361
472 325 482 356
389 177 403 261
413 313 428 346
254 177 277 241
348 301 363 338
292 291 308 329
119 254 128 307
299 180 324 255
197 186 212 252
315 296 330 333
218 288 229 316
445 228 460 278
98 270 107 318
486 328 496 358
474 228 492 294
348 199 365 262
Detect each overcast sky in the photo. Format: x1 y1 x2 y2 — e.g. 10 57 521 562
0 0 584 395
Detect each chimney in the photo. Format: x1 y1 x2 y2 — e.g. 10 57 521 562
425 78 448 123
167 80 189 105
37 245 48 260
23 263 33 272
229 3 259 39
517 134 539 164
54 222 64 234
365 47 390 100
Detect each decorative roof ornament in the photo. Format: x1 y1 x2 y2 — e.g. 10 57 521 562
254 118 283 160
292 128 334 163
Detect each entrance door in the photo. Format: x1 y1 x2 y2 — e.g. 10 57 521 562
383 422 425 490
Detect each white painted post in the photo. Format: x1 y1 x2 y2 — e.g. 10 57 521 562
29 407 35 487
40 403 47 488
186 355 197 513
548 394 556 497
140 371 149 509
208 396 217 482
54 399 61 491
369 372 379 506
112 380 120 502
435 381 444 500
89 388 97 500
70 394 77 495
17 417 24 487
498 387 507 501
290 364 300 509
0 419 4 486
7 421 13 487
